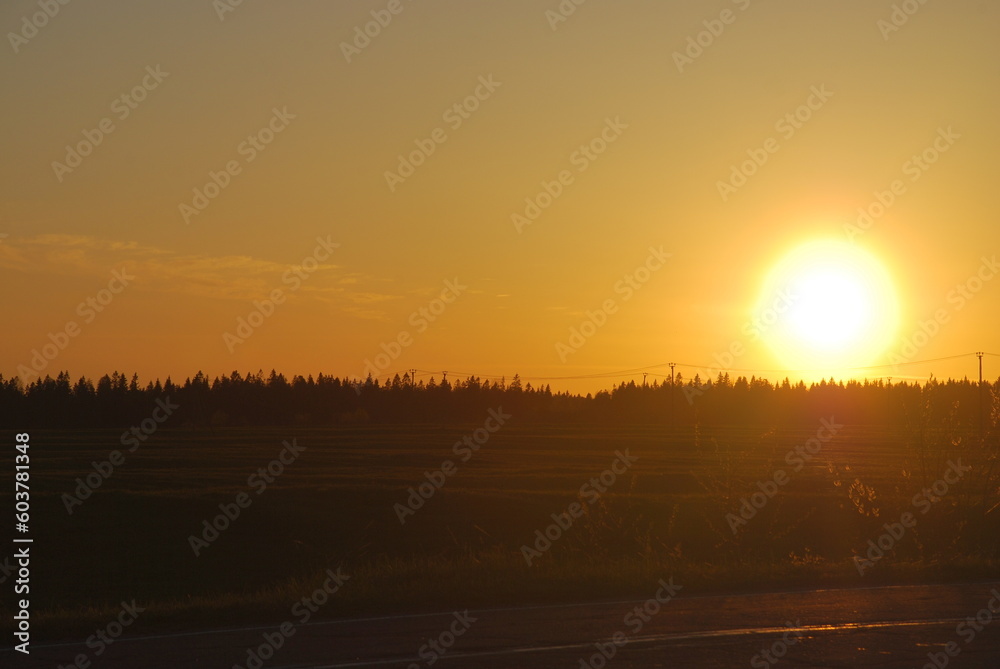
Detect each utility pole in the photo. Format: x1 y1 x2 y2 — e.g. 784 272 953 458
410 368 417 388
669 362 676 425
643 372 648 387
977 352 984 441
885 377 891 425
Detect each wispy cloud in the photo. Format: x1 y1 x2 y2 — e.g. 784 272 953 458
0 234 401 318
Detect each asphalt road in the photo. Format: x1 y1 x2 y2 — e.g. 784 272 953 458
7 582 1000 668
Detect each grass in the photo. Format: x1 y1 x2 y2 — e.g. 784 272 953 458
2 421 998 642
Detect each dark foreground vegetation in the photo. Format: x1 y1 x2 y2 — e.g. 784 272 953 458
1 372 998 644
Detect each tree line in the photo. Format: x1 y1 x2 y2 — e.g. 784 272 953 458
0 369 997 431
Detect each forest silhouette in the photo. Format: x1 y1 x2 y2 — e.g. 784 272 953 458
3 369 996 430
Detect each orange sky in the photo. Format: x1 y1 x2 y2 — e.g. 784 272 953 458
2 0 998 393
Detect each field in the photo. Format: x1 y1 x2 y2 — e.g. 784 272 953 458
3 419 999 640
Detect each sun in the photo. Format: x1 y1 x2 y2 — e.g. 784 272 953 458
753 240 900 372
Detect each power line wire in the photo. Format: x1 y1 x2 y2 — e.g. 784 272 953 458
672 353 977 376
357 352 988 385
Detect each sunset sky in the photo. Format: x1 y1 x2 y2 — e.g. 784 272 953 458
2 0 998 392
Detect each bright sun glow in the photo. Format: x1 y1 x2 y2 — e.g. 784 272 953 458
755 240 900 373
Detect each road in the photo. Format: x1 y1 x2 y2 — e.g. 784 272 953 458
6 582 1000 668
